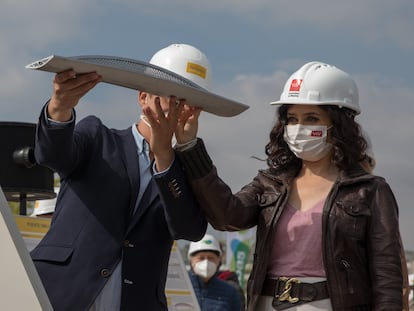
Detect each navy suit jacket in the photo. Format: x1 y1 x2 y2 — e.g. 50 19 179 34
31 110 207 311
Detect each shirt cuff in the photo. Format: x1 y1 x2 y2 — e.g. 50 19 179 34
152 154 175 176
44 103 75 127
174 138 197 151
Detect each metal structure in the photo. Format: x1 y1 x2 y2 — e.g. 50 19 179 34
0 122 55 215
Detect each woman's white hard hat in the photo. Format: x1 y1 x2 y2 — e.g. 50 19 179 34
270 61 360 114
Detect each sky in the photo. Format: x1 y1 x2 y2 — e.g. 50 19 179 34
1 0 413 250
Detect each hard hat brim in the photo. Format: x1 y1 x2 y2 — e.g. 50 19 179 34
270 99 360 115
26 55 249 117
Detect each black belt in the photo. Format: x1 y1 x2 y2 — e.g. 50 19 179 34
261 277 329 310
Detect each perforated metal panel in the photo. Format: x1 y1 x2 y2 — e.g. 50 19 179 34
26 54 249 117
71 55 202 89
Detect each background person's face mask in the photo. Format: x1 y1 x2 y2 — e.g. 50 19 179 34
284 124 332 162
193 259 217 279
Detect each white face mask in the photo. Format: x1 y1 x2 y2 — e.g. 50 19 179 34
140 111 170 128
283 124 333 162
139 114 176 146
140 114 151 128
193 259 217 279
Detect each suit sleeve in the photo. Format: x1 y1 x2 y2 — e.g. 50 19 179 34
154 155 207 241
175 138 260 231
34 104 96 178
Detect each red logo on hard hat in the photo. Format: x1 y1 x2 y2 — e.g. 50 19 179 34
289 79 303 92
311 130 323 137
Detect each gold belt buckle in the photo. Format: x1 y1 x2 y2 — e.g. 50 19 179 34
276 277 300 303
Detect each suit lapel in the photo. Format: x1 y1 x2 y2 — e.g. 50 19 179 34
116 127 160 235
126 178 159 234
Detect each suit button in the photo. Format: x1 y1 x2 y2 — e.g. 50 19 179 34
124 240 134 247
101 269 110 278
168 179 182 199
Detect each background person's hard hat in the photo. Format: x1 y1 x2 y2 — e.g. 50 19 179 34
271 61 360 114
149 43 212 91
188 233 222 258
31 187 59 216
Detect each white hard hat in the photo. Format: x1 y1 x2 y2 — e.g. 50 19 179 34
271 61 360 114
188 233 222 258
31 187 59 216
149 43 212 91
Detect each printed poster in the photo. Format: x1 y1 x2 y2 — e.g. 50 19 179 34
226 228 256 288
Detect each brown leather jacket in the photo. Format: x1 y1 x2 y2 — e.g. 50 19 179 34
177 139 404 311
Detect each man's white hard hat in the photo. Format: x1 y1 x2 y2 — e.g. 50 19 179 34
150 43 212 91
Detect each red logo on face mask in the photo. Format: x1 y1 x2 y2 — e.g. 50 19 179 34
289 79 303 92
311 130 323 137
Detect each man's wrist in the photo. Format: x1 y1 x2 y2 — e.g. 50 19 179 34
154 150 175 172
44 102 75 127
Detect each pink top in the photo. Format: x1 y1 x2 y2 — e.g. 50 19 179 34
267 199 326 278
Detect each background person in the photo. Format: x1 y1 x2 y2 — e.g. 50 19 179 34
188 233 242 311
176 61 404 310
31 43 208 311
217 269 246 311
216 241 246 310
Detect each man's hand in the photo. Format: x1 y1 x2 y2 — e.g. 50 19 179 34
48 70 101 121
142 96 182 171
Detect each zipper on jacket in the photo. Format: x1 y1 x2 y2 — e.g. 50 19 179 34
341 259 354 294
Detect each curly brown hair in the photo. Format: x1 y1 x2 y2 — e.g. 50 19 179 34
265 104 367 171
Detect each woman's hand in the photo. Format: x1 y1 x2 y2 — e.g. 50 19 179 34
175 101 202 144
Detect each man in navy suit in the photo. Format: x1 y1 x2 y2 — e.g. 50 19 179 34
31 44 209 311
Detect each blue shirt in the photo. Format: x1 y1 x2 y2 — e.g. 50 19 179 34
189 271 242 311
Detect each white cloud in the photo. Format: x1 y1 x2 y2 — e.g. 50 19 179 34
0 0 104 121
1 1 101 51
0 0 412 250
117 0 413 51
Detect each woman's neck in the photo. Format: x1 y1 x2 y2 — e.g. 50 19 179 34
299 156 338 181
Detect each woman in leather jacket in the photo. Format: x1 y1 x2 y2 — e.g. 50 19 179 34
176 61 404 310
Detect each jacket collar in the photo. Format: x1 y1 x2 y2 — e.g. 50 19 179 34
260 163 371 185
